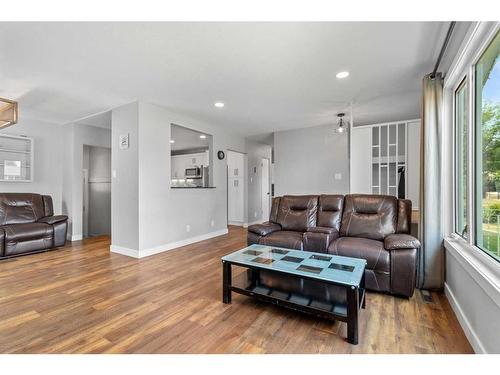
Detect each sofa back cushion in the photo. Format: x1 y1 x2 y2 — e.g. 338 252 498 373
42 195 54 217
396 199 412 234
317 195 344 230
277 195 318 232
269 197 281 223
340 194 397 240
0 193 46 225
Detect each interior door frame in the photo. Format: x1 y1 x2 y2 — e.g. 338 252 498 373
261 157 271 221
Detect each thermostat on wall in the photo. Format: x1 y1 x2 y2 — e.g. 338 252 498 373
119 133 129 149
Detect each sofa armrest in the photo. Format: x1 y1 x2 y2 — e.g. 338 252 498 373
384 234 421 250
248 222 281 236
307 226 338 235
38 215 68 225
303 228 339 253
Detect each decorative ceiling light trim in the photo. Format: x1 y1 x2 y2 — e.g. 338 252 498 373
0 98 18 129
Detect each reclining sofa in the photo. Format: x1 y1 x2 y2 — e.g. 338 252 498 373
0 193 68 259
248 194 420 298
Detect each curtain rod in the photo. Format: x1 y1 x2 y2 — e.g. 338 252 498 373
430 21 456 79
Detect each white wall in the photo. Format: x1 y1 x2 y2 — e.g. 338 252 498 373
444 239 500 353
246 139 272 224
0 118 64 213
111 101 246 257
274 124 349 196
111 102 139 250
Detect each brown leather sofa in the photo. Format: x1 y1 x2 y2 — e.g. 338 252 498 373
248 194 420 298
0 193 68 259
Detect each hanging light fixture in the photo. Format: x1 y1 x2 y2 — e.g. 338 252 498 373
335 113 347 133
0 98 18 129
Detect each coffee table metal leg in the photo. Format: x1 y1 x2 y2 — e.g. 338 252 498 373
360 272 366 309
222 261 232 304
346 285 359 345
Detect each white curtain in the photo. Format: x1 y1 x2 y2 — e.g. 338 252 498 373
418 73 444 289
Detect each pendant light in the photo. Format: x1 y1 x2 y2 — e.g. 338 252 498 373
0 98 18 129
335 113 347 133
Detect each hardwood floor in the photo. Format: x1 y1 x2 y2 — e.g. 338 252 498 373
0 226 473 354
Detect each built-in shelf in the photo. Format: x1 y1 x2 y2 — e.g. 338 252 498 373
0 148 30 154
0 134 34 182
371 122 407 197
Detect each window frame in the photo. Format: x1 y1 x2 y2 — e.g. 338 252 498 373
473 31 500 261
450 22 500 263
453 77 470 239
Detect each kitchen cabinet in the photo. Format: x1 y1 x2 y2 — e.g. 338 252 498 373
171 151 209 179
227 150 245 224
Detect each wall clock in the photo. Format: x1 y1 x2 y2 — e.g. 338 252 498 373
217 150 225 160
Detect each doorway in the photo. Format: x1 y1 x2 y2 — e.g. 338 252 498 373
261 157 271 221
227 150 245 226
82 145 112 238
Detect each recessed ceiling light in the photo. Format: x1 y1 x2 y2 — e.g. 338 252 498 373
199 134 207 139
336 71 350 79
170 140 175 144
214 102 225 108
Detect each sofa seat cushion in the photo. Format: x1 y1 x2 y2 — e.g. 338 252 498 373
260 230 304 250
2 223 54 242
328 237 390 273
248 222 281 236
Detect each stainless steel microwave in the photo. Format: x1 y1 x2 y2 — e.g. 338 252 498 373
185 167 202 178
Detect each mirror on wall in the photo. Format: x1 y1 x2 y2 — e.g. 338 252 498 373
170 123 214 188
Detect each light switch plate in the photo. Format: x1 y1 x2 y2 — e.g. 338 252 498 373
119 134 129 149
334 173 342 180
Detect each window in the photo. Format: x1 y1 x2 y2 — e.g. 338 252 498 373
455 79 469 238
474 31 500 261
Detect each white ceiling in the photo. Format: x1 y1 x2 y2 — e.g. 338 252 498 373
75 111 112 129
0 22 448 136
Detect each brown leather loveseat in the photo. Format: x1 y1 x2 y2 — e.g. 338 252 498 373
248 194 420 298
0 193 68 259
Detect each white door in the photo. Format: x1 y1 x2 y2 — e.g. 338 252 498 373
227 150 245 225
261 158 270 221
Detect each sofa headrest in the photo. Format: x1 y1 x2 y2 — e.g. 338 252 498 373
0 193 46 225
277 195 318 232
340 194 398 241
317 195 344 230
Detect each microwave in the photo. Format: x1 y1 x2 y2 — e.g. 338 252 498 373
185 167 202 178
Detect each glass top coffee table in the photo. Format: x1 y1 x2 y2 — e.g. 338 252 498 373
221 244 367 345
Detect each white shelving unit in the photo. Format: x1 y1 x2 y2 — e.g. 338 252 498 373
0 134 34 182
370 122 407 197
350 119 421 209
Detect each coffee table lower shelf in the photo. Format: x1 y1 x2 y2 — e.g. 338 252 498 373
222 261 365 345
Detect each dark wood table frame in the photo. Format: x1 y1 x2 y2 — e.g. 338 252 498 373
222 259 366 345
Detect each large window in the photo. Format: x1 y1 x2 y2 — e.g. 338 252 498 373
455 79 469 238
475 31 500 261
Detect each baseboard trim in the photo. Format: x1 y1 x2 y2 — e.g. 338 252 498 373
110 228 229 259
228 221 245 227
444 282 486 354
110 245 140 258
71 234 83 241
